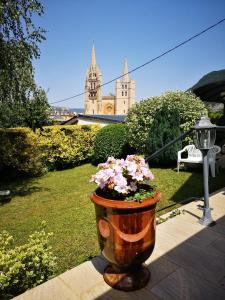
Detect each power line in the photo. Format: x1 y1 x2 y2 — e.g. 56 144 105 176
50 17 225 105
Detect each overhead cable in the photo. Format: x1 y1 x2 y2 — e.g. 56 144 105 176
50 17 225 105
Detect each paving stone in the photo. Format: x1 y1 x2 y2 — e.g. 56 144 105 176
13 277 79 300
164 241 225 285
158 216 222 248
80 280 160 300
209 217 225 234
145 257 179 289
58 261 104 296
151 267 225 300
208 236 225 257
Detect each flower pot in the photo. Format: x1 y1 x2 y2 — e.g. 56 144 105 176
91 191 160 291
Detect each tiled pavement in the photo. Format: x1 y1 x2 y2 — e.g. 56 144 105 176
14 188 225 300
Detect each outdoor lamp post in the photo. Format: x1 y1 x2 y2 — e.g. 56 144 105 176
194 115 216 226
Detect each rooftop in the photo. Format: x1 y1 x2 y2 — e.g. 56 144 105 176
14 188 225 300
80 114 126 122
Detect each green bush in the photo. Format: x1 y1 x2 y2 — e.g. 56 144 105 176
0 128 45 177
92 124 134 164
146 105 182 165
125 91 207 153
38 125 100 170
0 224 56 298
0 125 100 176
208 110 224 125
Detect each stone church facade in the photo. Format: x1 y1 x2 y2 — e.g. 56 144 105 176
84 46 135 115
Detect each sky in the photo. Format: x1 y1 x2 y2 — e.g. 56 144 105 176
33 0 225 108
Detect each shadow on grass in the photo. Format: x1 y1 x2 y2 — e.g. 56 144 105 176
171 168 225 203
0 176 50 199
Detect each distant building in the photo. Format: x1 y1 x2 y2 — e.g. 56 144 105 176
61 114 126 127
84 46 135 115
50 106 75 122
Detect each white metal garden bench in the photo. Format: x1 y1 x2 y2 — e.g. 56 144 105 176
177 144 221 177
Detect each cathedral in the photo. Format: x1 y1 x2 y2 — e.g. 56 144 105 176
84 46 135 115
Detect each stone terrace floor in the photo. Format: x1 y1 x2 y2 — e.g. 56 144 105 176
14 188 225 300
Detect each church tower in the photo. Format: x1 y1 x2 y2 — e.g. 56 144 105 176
115 59 135 114
84 45 102 114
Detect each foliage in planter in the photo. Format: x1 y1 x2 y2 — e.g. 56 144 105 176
92 124 134 164
125 90 207 153
38 125 100 170
0 128 45 177
146 105 182 165
0 224 56 298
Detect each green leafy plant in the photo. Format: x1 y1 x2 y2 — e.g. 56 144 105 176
0 222 56 298
0 0 49 129
0 128 45 177
0 125 100 177
125 90 207 153
146 105 182 165
125 188 156 202
92 124 134 164
38 125 100 170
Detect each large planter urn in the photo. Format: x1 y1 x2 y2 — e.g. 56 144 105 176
91 191 160 291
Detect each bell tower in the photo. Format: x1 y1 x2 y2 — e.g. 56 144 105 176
84 45 102 114
115 59 135 114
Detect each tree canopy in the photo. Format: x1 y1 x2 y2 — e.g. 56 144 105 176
0 0 50 129
125 91 207 153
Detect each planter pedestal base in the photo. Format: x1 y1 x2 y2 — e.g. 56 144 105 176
103 264 150 291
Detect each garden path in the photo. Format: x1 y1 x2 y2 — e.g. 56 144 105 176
14 188 225 300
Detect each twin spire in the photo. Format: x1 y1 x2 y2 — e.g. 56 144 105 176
91 44 96 66
90 44 129 81
122 59 129 82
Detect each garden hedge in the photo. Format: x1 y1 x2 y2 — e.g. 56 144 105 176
39 125 100 170
0 128 45 176
0 125 100 176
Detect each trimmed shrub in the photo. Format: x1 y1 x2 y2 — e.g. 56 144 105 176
0 224 56 298
146 105 182 165
92 124 134 164
38 125 100 170
0 128 45 177
0 125 100 176
125 90 207 153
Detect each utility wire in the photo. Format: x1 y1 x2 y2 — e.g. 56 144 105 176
50 17 225 105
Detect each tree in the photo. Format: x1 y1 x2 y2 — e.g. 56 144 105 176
0 0 50 129
146 105 182 165
25 88 52 130
125 91 207 153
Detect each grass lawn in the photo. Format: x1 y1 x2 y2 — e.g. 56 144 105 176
0 164 225 275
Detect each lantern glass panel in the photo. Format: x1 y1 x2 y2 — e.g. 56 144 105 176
209 128 216 148
195 128 216 149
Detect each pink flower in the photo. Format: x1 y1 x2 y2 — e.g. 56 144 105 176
91 155 154 196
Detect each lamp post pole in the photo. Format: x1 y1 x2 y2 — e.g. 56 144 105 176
199 149 214 226
194 115 217 226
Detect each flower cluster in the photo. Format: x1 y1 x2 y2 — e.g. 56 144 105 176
91 155 154 195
